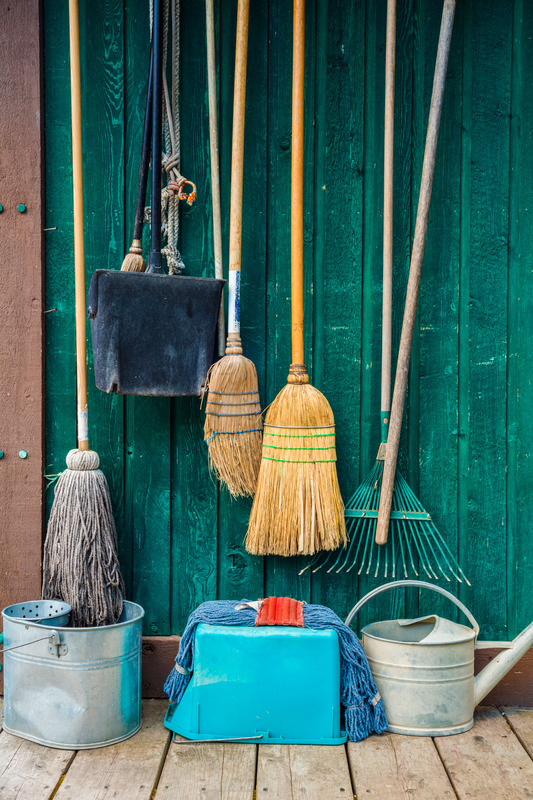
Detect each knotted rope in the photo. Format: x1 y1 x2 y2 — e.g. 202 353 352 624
147 0 196 274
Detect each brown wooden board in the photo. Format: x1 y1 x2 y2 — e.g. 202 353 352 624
53 701 170 800
256 744 353 800
0 0 44 693
435 706 533 799
156 736 256 799
0 730 74 800
141 636 181 699
348 733 455 800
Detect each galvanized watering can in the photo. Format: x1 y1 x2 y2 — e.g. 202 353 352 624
346 580 533 736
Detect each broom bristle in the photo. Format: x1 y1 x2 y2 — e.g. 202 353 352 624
245 380 347 556
121 240 146 272
42 448 125 628
121 253 146 272
203 353 263 497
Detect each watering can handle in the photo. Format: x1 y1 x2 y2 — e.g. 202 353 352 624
345 580 480 639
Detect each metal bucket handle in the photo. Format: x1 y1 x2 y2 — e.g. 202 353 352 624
345 580 480 640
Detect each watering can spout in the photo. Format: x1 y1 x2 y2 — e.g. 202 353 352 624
474 621 533 707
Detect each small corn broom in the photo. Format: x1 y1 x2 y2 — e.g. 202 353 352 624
121 43 153 273
203 0 262 498
42 0 125 627
309 0 468 582
245 0 346 557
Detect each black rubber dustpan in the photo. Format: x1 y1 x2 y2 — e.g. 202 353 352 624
88 0 224 397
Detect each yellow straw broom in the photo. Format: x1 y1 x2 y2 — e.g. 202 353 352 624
203 0 262 498
245 0 346 557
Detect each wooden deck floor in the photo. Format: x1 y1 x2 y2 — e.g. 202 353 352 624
1 700 532 799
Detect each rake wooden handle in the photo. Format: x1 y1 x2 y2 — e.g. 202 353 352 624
290 0 305 372
226 0 249 354
69 0 89 451
376 0 457 546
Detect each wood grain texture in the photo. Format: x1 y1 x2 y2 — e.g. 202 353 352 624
513 0 533 638
257 744 353 800
474 646 533 706
53 701 169 800
465 0 512 639
0 731 73 799
0 0 44 641
141 635 181 698
216 0 267 607
348 733 455 799
155 738 256 799
502 706 533 760
435 706 533 799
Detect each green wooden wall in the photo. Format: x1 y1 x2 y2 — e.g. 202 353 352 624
44 0 533 639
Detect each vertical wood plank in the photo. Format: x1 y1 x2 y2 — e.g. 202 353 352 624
466 0 512 638
0 0 44 628
310 0 365 618
415 0 463 610
82 0 127 593
170 0 219 634
216 0 268 605
263 0 315 599
514 0 533 636
122 0 152 596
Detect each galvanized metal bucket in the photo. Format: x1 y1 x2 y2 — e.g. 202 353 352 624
1 600 144 749
346 580 480 736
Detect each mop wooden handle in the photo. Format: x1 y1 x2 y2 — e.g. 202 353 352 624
206 0 225 356
226 0 249 354
290 0 306 377
381 0 396 418
69 0 89 451
376 0 456 545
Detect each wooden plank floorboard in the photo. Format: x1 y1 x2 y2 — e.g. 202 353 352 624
0 729 73 800
53 700 170 800
435 707 533 799
256 744 353 799
155 736 256 800
347 733 456 799
501 707 533 760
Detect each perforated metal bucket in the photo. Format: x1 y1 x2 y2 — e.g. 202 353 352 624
3 600 71 628
1 600 144 749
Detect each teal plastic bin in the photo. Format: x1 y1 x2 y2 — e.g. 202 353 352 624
164 623 347 745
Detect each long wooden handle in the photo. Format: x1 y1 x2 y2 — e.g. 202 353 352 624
69 0 89 451
291 0 305 368
226 0 249 354
376 0 457 545
381 0 396 418
206 0 225 356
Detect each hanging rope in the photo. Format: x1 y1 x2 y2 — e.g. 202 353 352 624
147 0 196 274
